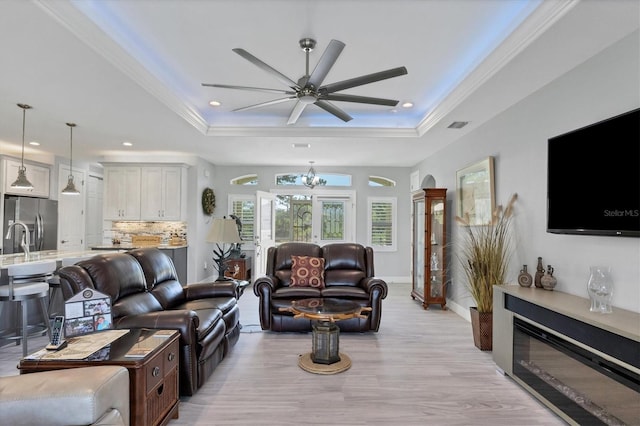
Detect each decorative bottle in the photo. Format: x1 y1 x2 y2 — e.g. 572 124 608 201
587 266 613 313
534 257 545 288
517 265 533 287
430 252 439 271
541 265 557 291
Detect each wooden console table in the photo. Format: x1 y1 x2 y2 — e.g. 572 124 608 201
19 329 180 426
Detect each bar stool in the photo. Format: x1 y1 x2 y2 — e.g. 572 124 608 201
0 260 57 357
48 255 93 317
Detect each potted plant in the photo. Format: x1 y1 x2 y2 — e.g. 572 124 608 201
456 193 517 350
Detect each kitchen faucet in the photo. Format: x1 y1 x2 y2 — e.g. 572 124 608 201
5 220 30 258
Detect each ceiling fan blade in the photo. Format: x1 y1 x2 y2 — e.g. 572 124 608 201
232 48 300 90
307 39 345 88
321 93 399 106
234 96 296 112
314 100 353 122
202 83 295 95
287 101 308 125
320 66 408 94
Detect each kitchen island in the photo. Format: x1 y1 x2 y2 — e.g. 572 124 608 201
91 244 188 284
0 249 116 349
0 249 115 269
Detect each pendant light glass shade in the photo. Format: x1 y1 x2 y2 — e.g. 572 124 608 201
61 122 80 195
11 104 34 189
301 161 320 188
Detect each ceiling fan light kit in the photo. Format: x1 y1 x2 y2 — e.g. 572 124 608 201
11 103 34 189
203 38 408 125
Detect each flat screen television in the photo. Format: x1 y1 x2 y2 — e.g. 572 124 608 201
547 108 639 237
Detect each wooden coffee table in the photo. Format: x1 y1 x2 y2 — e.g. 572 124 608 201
19 328 180 426
281 298 371 374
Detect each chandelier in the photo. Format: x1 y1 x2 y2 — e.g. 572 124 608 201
301 161 320 188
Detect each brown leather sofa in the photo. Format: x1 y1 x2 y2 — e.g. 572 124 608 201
58 247 239 396
253 242 388 332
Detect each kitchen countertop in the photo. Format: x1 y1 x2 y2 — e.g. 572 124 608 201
0 249 117 268
91 244 188 250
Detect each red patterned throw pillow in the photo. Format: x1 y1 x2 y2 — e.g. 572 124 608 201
290 255 325 288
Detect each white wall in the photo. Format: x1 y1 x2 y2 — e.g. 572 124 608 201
415 30 640 313
195 165 412 282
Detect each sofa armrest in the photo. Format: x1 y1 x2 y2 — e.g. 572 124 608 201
0 366 130 426
184 281 237 300
361 277 389 299
253 275 279 295
115 310 199 345
253 275 280 330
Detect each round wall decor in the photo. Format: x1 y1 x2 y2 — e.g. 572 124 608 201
202 187 215 215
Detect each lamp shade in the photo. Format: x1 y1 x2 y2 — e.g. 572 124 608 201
206 218 242 244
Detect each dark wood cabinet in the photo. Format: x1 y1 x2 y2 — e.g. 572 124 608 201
224 256 251 281
411 188 447 309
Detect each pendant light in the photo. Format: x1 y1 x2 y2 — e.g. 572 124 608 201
11 103 34 189
61 122 80 195
301 161 320 188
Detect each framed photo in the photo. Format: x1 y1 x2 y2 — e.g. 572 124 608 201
456 156 495 226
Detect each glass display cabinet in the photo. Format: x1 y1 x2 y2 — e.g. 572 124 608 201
411 188 447 309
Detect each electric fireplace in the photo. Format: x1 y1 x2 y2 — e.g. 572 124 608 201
493 286 640 426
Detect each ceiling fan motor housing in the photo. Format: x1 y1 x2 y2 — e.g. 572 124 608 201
299 38 316 52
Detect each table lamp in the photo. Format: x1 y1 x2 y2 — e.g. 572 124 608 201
206 217 243 281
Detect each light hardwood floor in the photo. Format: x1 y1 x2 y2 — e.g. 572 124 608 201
0 282 565 425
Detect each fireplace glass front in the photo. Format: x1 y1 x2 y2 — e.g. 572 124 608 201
513 318 639 425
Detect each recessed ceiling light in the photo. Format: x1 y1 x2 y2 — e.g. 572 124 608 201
209 100 221 107
122 141 133 147
401 102 413 108
292 143 311 149
29 141 40 146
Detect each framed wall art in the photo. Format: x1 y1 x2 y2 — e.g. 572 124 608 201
456 156 495 226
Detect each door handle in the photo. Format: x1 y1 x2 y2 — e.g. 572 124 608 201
61 240 68 244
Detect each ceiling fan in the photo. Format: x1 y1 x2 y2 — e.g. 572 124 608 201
202 38 408 125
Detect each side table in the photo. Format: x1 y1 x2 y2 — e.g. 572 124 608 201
19 329 180 426
224 256 252 281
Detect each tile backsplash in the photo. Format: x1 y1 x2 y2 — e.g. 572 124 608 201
104 221 187 244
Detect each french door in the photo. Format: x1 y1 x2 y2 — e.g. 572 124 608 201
254 190 276 278
311 195 354 245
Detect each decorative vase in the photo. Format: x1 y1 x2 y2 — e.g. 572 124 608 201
534 257 545 288
517 265 533 287
470 307 492 351
587 266 613 313
541 265 557 290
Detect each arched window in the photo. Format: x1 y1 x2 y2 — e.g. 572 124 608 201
369 176 396 187
230 174 258 185
276 173 352 187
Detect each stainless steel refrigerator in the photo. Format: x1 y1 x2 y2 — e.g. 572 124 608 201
3 195 58 254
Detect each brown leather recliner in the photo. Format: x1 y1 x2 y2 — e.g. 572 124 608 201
253 242 388 332
58 247 239 396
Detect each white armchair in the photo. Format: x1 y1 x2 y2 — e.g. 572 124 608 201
0 365 130 426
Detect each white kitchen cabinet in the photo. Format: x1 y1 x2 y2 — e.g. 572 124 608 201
103 166 141 220
3 158 50 198
140 166 185 220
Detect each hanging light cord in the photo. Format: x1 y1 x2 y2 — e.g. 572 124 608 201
18 103 31 170
67 123 75 177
